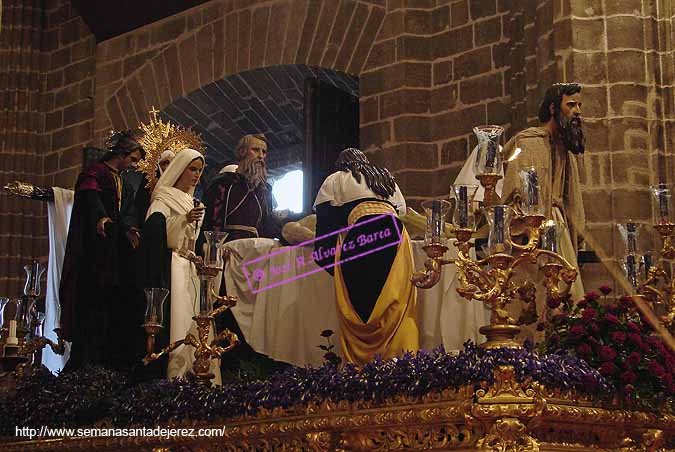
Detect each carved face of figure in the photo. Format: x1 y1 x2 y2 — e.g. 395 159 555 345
159 154 174 172
174 158 204 192
120 150 142 171
238 137 268 186
243 136 268 161
556 92 585 155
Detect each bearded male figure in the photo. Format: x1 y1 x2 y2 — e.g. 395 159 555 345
201 134 281 242
502 83 587 324
200 134 285 375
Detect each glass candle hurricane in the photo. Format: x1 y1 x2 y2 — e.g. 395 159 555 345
473 125 505 176
485 205 514 256
422 199 452 245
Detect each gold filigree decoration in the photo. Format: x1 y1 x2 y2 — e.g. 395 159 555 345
477 417 539 452
137 107 204 189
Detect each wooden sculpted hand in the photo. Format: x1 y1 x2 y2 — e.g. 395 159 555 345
96 217 112 237
186 206 205 223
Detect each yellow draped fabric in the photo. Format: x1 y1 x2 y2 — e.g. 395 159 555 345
334 201 419 365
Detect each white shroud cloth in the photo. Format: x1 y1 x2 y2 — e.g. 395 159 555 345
44 187 74 372
222 238 490 367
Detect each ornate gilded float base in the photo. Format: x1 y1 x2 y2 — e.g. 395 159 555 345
2 367 674 452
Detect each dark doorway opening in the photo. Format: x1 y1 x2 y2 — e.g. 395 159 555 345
303 79 360 214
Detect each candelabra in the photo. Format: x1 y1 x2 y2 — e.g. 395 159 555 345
626 185 675 330
413 126 578 349
142 231 239 386
0 261 65 376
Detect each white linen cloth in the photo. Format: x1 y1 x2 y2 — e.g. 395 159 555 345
43 187 74 372
223 238 489 367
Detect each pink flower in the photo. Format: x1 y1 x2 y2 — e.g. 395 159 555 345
621 370 638 384
627 332 642 344
584 291 600 302
649 361 667 378
589 322 600 334
599 346 617 362
600 362 618 376
569 325 584 336
577 299 588 309
611 331 626 343
582 308 597 321
577 343 592 356
605 313 620 325
627 322 641 333
625 351 641 368
599 285 612 295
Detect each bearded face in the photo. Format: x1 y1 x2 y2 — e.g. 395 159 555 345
238 151 267 187
557 112 585 155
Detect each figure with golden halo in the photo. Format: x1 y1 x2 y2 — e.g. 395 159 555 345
133 108 202 227
59 130 145 371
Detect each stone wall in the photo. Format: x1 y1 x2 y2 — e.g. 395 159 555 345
0 0 46 295
564 0 675 289
1 0 674 296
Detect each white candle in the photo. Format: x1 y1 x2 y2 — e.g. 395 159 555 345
7 320 17 345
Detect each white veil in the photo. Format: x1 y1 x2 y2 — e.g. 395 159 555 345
148 148 204 218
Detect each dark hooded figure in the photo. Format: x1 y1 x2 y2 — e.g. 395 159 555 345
313 148 419 365
59 130 145 371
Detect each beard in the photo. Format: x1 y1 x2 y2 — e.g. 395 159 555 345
238 155 267 187
557 113 585 155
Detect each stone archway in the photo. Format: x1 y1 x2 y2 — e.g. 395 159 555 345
94 0 385 139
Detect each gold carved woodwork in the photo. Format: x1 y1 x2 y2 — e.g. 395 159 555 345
4 366 675 451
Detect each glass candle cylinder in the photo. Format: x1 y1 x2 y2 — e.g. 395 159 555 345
519 167 543 215
539 220 560 253
202 231 229 269
651 183 673 224
23 260 45 298
144 288 169 326
619 255 640 289
617 222 641 256
451 184 479 230
473 125 505 176
485 205 513 255
422 199 451 245
3 298 26 345
641 251 653 283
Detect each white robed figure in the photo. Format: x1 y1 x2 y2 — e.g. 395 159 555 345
146 148 221 384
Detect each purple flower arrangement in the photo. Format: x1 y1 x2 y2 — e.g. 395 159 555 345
0 342 609 435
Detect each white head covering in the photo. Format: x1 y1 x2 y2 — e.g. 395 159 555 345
158 150 176 174
148 148 204 219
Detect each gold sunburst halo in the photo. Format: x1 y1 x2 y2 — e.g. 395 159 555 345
137 107 205 188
